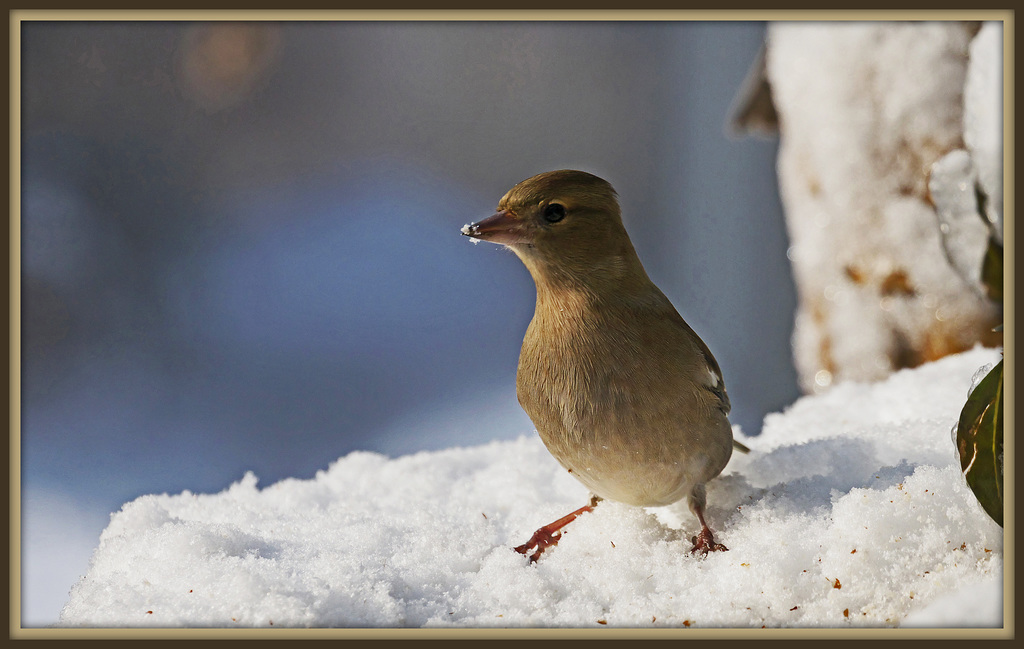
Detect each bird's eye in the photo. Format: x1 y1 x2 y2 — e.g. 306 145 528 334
543 203 566 223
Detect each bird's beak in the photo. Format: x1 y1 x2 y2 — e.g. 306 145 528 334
461 210 531 246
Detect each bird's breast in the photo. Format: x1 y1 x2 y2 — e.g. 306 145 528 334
514 300 732 507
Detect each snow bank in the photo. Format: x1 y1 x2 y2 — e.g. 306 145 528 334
58 347 1004 628
767 22 1001 392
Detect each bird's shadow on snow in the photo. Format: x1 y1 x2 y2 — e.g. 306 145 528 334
656 436 922 541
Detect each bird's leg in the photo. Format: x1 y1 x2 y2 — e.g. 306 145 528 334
688 485 728 555
514 495 601 563
690 507 728 555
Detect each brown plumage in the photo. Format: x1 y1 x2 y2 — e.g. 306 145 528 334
462 170 737 560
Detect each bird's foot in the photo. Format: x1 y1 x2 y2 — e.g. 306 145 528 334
514 527 563 563
513 500 597 563
689 526 728 556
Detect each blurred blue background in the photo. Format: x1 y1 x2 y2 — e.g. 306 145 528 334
18 20 799 624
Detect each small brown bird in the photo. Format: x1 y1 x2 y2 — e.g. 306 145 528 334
462 170 739 561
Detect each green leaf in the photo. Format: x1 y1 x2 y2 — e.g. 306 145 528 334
981 237 1003 303
956 359 1003 526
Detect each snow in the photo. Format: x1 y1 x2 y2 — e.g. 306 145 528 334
929 149 991 287
766 22 1001 391
929 20 1004 288
963 22 1003 240
57 346 1005 629
901 578 1003 628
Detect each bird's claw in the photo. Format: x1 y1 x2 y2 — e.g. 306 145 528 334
690 528 728 556
514 528 562 563
513 501 596 563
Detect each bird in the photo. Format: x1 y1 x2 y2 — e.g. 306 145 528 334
461 169 743 562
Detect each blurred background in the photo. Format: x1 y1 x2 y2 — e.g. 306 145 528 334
18 20 798 625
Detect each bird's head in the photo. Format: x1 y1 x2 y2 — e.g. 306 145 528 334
462 170 646 290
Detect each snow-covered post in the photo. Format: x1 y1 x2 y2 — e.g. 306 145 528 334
762 22 1003 394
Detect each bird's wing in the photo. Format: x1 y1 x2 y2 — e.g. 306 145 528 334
703 357 732 415
671 312 731 416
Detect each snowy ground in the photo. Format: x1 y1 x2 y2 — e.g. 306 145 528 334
54 346 1005 630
